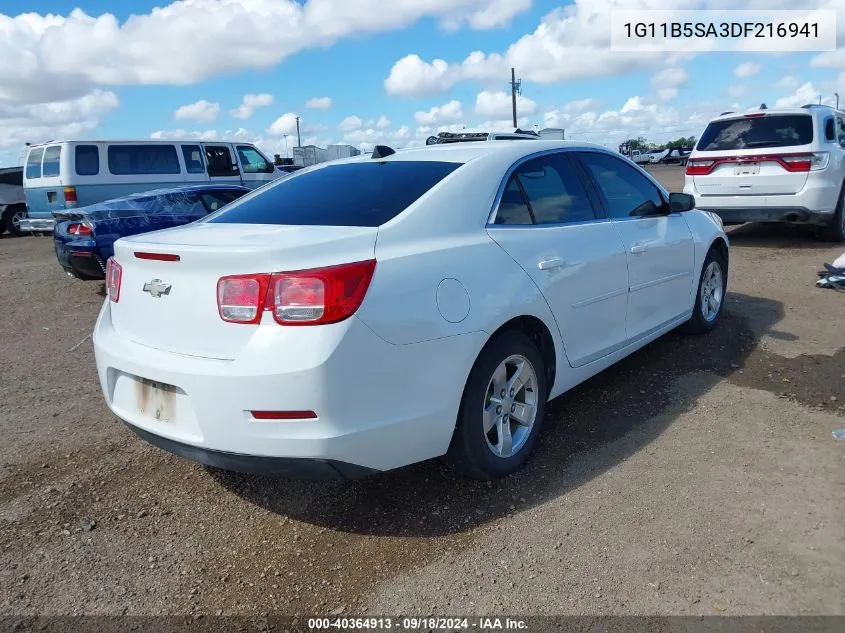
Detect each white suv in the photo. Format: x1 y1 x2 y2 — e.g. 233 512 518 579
684 105 845 242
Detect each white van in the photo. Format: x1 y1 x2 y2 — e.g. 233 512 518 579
21 139 281 232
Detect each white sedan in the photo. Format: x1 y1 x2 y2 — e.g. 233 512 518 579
93 141 729 480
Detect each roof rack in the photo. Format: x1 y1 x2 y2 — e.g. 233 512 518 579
425 130 540 145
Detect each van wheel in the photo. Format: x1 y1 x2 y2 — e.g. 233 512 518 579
445 331 547 480
3 205 26 237
822 185 845 243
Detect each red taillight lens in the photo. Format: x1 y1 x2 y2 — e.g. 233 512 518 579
67 222 92 236
215 260 376 326
685 159 715 176
217 274 270 324
270 259 376 326
106 258 122 303
63 186 78 205
251 410 318 420
780 154 813 172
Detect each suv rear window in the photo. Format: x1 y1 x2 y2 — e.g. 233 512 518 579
696 114 814 151
205 161 462 227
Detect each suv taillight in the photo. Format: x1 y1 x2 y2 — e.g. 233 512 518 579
106 258 122 303
216 260 376 326
685 159 715 175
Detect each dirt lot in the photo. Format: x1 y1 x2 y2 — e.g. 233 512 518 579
1 165 843 618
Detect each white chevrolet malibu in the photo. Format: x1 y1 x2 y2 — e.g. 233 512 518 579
93 141 729 480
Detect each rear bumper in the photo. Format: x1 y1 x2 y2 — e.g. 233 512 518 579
20 217 55 232
125 422 379 479
697 206 834 226
54 242 106 280
92 301 486 473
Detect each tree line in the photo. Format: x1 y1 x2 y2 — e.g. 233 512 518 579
623 136 697 152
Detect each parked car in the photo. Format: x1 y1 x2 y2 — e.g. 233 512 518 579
0 166 25 236
21 139 279 233
54 185 249 280
93 141 728 480
684 104 845 241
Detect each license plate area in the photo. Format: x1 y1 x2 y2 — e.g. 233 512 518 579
734 162 760 176
135 377 178 423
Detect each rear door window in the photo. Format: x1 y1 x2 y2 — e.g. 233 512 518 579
108 145 181 175
25 148 44 179
696 115 813 151
205 161 462 227
42 146 62 177
75 145 99 176
514 154 597 225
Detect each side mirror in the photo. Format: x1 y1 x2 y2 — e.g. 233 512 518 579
669 192 695 212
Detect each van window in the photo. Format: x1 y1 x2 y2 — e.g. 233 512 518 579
181 145 205 174
825 118 836 142
76 145 99 176
42 146 62 177
236 145 274 174
696 114 813 151
205 145 237 177
108 144 181 175
25 148 44 179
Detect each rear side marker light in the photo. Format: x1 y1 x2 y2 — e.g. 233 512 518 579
135 252 181 261
251 410 318 420
106 258 122 303
216 260 376 326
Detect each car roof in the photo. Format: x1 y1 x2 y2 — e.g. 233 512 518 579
25 139 260 148
710 106 844 122
343 140 615 165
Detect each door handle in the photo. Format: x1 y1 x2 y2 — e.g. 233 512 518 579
537 258 565 271
630 244 649 254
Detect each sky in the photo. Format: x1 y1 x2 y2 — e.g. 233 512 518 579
1 0 845 167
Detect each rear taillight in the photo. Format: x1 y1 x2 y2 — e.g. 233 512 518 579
106 258 122 303
685 159 715 175
217 274 271 324
216 260 376 326
67 222 92 236
64 186 78 207
781 152 829 172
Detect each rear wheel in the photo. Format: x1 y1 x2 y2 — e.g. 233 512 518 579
446 330 547 479
681 247 727 335
821 184 845 243
3 205 26 237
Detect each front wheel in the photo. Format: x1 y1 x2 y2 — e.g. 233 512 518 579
445 330 548 480
681 248 728 335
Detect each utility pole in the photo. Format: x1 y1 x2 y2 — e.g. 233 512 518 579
295 116 302 147
836 93 840 110
509 68 522 129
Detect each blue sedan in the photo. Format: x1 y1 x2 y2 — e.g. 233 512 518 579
53 184 250 280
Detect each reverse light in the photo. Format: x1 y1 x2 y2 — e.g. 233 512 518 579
106 258 122 303
67 222 93 236
215 260 377 326
217 274 270 324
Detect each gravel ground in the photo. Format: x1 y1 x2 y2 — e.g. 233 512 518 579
1 165 843 617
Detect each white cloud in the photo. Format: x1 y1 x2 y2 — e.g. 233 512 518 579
174 99 220 123
650 67 688 101
474 90 536 118
150 129 219 140
414 100 464 124
0 90 119 151
774 82 833 108
230 93 274 119
0 1 534 107
338 115 363 132
305 96 332 110
777 76 800 90
733 62 761 78
268 112 299 136
376 115 391 129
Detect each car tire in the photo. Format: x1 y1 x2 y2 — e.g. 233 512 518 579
821 183 845 243
445 330 548 480
681 247 728 335
3 205 26 237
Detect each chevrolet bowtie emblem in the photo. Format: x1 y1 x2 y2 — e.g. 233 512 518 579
142 279 172 298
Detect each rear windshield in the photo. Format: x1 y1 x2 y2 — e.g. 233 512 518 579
696 115 814 151
205 161 462 227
